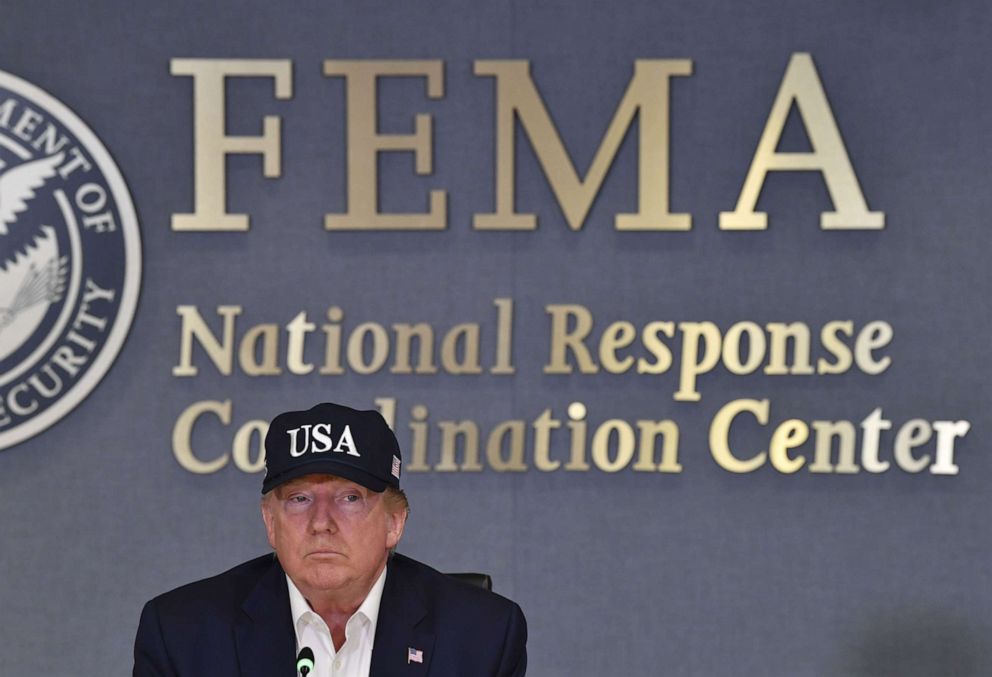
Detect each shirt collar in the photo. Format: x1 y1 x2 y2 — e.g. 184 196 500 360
286 564 388 638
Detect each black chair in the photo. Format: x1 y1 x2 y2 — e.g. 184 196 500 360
446 572 492 591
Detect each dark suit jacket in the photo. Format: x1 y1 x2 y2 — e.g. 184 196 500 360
134 553 527 676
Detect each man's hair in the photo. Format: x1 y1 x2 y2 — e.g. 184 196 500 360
383 486 410 518
383 487 409 557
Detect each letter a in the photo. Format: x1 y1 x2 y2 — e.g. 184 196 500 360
719 53 884 230
334 424 361 457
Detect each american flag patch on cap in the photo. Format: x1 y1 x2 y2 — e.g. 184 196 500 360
392 455 401 478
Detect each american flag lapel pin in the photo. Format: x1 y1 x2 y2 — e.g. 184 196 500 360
407 647 424 664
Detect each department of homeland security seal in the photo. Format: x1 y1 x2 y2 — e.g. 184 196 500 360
0 70 140 450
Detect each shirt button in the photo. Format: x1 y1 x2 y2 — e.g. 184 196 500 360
334 659 341 670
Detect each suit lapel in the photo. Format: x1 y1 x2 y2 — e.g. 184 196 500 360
235 556 298 677
370 557 436 677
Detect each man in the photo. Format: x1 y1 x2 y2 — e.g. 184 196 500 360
134 402 527 676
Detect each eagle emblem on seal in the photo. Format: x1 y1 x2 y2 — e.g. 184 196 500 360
0 153 67 355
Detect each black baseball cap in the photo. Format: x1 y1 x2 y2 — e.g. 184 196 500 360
262 402 402 494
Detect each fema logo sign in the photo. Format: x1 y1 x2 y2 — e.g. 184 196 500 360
0 70 140 450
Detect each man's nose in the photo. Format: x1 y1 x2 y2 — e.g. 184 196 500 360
309 496 339 533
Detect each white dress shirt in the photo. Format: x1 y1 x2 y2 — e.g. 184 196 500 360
286 567 387 677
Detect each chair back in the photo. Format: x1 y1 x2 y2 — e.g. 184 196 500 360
446 572 493 591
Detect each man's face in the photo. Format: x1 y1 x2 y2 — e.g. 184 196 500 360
261 474 405 603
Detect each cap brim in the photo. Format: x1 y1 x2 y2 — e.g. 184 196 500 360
262 459 389 494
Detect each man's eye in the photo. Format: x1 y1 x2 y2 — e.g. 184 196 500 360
342 494 360 503
288 495 309 504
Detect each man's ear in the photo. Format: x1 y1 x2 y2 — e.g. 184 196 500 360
385 506 407 550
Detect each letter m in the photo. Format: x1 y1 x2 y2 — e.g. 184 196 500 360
473 60 692 232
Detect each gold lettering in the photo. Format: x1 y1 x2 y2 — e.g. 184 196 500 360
486 421 527 471
436 420 483 472
406 404 431 472
817 321 854 374
769 419 808 473
347 322 389 374
374 396 397 429
710 398 768 473
232 420 268 472
930 420 970 475
174 305 241 376
854 320 892 374
239 324 281 375
320 307 345 375
674 321 720 402
764 322 814 375
893 419 931 473
599 321 636 373
722 321 765 375
473 59 692 231
633 419 682 472
440 323 482 374
545 304 598 374
491 298 515 375
391 323 437 374
532 408 562 471
591 419 636 472
173 399 231 474
637 321 674 374
564 402 590 471
286 312 316 375
323 60 445 230
808 420 859 473
170 59 292 231
860 407 891 473
719 53 884 230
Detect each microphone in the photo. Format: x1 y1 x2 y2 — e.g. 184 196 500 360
296 647 315 676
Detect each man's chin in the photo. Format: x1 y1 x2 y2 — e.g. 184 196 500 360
295 567 355 595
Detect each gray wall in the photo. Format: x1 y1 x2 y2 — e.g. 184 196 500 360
2 1 990 675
